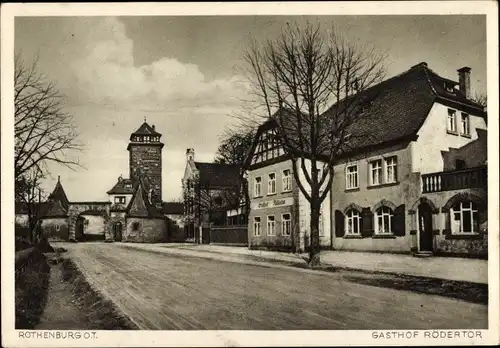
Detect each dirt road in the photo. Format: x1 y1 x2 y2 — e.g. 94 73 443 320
65 243 488 330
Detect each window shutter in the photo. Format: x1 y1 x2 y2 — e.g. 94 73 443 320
442 210 451 235
334 210 345 237
361 208 374 237
392 204 406 236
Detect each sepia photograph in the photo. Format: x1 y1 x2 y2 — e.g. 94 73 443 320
1 2 498 347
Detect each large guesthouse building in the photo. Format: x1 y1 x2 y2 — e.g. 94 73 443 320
243 62 488 258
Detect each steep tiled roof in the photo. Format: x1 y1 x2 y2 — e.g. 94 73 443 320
106 177 134 194
15 202 50 216
332 62 484 151
162 202 184 215
48 177 69 211
15 200 68 219
43 200 68 218
194 162 241 188
131 122 161 137
249 62 486 163
126 176 164 218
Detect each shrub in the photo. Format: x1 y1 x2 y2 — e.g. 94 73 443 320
15 253 50 329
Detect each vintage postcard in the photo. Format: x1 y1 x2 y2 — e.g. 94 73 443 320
1 1 499 347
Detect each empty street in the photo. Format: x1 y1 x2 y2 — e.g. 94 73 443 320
64 243 487 330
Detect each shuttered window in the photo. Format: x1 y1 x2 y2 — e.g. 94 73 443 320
375 207 393 234
345 209 361 235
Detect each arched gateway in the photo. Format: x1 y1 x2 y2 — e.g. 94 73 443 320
68 202 112 241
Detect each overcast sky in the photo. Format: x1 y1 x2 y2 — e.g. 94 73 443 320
15 15 486 201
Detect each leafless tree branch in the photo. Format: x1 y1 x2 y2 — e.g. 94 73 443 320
241 21 386 265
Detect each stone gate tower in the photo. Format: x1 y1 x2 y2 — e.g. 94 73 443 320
127 120 164 207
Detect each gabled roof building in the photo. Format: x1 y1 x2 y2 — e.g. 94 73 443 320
182 148 247 244
243 62 488 258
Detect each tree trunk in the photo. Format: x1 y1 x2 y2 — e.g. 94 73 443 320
309 203 321 266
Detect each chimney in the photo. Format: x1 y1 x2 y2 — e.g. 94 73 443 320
186 148 195 162
457 67 471 99
152 125 155 130
57 175 60 183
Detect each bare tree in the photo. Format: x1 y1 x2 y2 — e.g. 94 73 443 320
15 55 82 181
243 22 385 265
183 174 242 242
15 168 46 243
471 92 487 109
214 128 255 166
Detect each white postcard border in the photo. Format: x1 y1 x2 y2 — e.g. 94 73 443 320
2 2 499 347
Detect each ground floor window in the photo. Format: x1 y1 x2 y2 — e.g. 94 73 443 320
450 201 479 234
345 209 361 235
55 224 60 231
253 217 261 236
375 206 393 234
132 221 140 231
282 213 291 236
267 215 276 236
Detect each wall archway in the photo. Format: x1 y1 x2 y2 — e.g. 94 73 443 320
68 202 111 241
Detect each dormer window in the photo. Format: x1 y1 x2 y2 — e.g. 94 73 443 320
445 84 455 93
125 183 132 190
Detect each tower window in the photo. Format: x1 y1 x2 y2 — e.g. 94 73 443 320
114 196 126 204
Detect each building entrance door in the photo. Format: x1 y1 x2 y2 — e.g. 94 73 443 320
75 217 85 241
113 222 122 242
418 202 434 252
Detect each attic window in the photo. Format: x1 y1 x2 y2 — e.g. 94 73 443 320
125 183 132 189
445 84 456 93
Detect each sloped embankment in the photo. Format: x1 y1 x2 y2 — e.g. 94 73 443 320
35 257 138 330
15 249 51 329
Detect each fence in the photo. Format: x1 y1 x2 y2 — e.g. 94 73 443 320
209 225 248 246
15 247 44 279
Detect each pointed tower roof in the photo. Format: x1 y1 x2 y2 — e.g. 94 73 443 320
48 176 69 211
130 121 161 140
